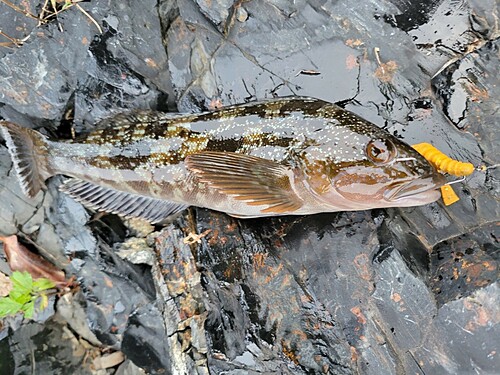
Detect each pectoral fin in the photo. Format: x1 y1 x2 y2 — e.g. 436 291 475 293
60 179 188 223
185 152 303 214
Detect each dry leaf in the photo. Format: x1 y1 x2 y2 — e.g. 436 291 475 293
0 235 67 287
345 39 364 47
0 272 13 297
374 61 398 82
463 81 489 102
93 351 125 370
346 55 359 70
208 98 223 111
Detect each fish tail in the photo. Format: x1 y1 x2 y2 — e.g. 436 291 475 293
0 121 53 197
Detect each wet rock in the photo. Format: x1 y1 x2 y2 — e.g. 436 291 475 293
0 148 44 237
0 0 38 59
0 6 96 124
0 335 15 374
55 293 102 347
7 320 93 374
150 223 209 374
122 303 172 374
429 223 498 306
160 0 364 111
433 39 499 164
93 350 125 370
373 250 499 374
431 282 499 373
0 0 171 132
468 0 500 41
115 359 147 375
235 6 249 23
192 210 354 373
36 178 95 266
393 40 499 269
75 239 156 348
193 0 234 32
116 237 155 266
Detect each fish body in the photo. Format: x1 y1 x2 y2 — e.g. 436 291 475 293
0 97 446 223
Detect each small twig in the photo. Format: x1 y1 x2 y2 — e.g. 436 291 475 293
295 69 321 76
75 3 102 34
0 0 39 20
37 0 50 25
431 57 460 79
0 42 16 48
0 30 19 44
30 347 36 375
374 47 385 73
183 229 212 245
0 30 30 47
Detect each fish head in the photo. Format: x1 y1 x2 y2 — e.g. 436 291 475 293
302 133 447 210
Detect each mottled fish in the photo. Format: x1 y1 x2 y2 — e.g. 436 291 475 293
0 97 446 223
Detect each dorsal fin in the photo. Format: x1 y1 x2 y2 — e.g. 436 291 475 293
60 179 188 224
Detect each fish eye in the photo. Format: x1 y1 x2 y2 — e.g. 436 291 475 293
365 139 397 164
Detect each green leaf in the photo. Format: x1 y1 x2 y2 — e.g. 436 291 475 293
62 2 72 11
9 290 31 305
22 301 35 319
10 271 33 294
33 278 55 293
0 296 24 317
40 294 49 311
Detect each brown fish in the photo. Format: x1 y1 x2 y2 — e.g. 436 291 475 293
0 97 445 223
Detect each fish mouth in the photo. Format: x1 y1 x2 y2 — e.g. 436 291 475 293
384 173 447 202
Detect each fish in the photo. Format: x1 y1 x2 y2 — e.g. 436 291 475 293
0 97 446 223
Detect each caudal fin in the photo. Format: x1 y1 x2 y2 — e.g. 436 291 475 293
0 121 53 198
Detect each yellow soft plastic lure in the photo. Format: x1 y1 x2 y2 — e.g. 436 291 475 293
439 184 460 206
412 143 474 176
412 143 474 206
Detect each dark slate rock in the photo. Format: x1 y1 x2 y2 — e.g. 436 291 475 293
430 282 499 374
191 210 354 374
8 320 92 374
122 303 172 374
75 239 156 349
430 222 499 306
0 6 95 123
0 0 39 60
